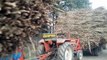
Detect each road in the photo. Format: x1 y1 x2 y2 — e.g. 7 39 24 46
83 47 107 60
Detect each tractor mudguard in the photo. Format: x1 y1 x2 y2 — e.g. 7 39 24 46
39 39 45 43
56 38 68 43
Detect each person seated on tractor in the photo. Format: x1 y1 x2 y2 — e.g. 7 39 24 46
0 48 24 60
12 47 24 60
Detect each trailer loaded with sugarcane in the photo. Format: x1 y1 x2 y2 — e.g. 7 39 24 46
55 8 107 56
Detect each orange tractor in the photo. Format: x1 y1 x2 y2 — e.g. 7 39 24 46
36 33 83 60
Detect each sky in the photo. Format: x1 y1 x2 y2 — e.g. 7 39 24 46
90 0 107 9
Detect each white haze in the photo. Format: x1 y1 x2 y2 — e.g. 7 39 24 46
90 0 107 9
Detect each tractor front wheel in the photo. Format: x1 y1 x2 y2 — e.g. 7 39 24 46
76 50 83 60
57 42 74 60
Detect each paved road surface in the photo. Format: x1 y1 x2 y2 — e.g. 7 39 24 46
83 47 107 60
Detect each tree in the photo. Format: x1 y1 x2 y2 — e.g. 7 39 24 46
56 0 91 11
71 0 91 8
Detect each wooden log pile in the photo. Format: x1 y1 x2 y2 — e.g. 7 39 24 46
55 7 107 50
0 0 55 56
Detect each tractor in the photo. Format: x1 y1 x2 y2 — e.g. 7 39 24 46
36 33 83 60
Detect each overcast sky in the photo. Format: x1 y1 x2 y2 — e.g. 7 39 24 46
90 0 107 9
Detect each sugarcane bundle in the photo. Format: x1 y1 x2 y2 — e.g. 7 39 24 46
0 0 57 57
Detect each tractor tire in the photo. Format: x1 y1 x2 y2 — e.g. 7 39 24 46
36 44 44 56
57 42 74 60
76 50 83 60
98 46 102 52
102 44 106 50
92 47 99 56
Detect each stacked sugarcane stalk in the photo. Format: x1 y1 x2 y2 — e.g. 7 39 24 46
0 0 56 56
55 7 107 50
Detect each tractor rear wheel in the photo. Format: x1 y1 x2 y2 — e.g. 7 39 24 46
57 42 74 60
36 44 44 56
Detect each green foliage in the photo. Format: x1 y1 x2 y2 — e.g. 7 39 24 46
56 0 91 11
71 0 91 8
